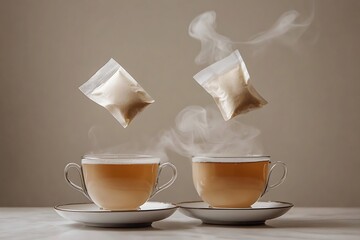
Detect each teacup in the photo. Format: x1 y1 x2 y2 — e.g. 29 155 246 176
192 156 287 208
65 154 177 210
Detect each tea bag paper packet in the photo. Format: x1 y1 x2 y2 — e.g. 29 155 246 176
193 50 267 121
79 59 154 128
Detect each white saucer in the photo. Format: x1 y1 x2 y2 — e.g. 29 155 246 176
54 202 177 227
177 201 293 225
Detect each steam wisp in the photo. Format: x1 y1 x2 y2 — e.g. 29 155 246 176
158 106 264 157
189 7 314 65
189 11 233 65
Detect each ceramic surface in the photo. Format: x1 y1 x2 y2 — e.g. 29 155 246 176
177 201 293 225
54 202 177 227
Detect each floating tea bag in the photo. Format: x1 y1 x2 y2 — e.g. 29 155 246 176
79 59 154 128
193 50 267 121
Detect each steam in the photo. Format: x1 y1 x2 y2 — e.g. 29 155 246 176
189 11 233 65
189 7 314 65
158 106 263 157
88 106 263 160
245 10 313 46
87 128 169 160
88 125 99 149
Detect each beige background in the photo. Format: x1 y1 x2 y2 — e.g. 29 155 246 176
0 0 359 207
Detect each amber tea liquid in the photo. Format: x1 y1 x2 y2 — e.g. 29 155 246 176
193 161 268 208
83 163 159 210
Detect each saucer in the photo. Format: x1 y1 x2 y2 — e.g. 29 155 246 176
177 201 293 225
54 201 177 227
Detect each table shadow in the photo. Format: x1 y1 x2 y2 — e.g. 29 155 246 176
189 219 358 229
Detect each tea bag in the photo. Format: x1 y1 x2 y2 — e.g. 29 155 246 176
79 59 154 128
193 50 267 121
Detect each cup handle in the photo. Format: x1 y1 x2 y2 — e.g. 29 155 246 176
64 163 92 201
261 161 288 196
150 162 177 198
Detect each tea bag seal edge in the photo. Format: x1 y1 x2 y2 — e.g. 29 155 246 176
79 58 120 95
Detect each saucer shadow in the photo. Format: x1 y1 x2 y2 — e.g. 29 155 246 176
199 222 275 229
152 220 198 230
196 219 357 229
63 223 157 232
63 220 194 231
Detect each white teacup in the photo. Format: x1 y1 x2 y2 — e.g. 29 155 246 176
192 156 287 208
65 154 177 210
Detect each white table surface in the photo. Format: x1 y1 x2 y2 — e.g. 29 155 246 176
0 207 359 240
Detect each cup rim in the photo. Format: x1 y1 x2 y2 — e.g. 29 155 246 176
82 154 160 164
192 155 270 163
